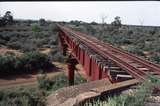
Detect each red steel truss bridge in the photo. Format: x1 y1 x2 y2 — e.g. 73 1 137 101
57 24 160 85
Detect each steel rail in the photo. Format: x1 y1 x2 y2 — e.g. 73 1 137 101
58 25 148 80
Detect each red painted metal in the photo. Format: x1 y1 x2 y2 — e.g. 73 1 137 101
57 24 160 83
79 48 85 65
91 59 102 80
83 52 91 76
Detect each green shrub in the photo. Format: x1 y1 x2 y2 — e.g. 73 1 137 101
37 73 68 92
49 49 65 62
82 75 160 106
70 20 81 26
90 21 98 25
49 73 68 91
85 25 96 35
37 73 87 92
0 73 86 106
0 87 46 106
39 18 46 26
127 46 144 56
0 51 52 75
37 73 54 90
22 43 36 52
0 54 16 74
74 74 87 85
31 24 41 33
0 39 7 45
149 54 160 64
49 23 58 32
20 51 51 70
7 41 22 50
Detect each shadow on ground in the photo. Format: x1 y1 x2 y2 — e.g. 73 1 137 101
0 64 63 81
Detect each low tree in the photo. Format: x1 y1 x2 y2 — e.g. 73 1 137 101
111 16 122 28
70 20 81 26
0 11 14 27
39 18 46 26
31 23 42 38
90 21 98 25
0 18 5 27
3 11 13 25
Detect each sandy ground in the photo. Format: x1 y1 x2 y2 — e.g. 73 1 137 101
0 47 22 56
39 48 52 55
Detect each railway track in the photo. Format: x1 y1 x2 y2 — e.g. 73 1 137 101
58 25 160 81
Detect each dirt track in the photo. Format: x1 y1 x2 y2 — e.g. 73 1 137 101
0 47 22 56
0 62 66 89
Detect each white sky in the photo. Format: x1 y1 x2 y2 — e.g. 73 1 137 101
0 1 160 26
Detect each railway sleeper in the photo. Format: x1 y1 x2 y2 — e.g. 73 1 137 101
116 74 133 79
116 74 134 82
109 69 129 75
109 66 121 70
108 70 130 82
129 63 144 68
138 67 150 71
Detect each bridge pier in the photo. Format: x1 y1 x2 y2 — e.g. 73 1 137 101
66 55 78 86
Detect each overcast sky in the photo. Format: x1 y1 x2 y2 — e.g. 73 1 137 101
0 1 160 26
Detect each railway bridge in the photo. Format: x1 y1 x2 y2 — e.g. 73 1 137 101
47 24 160 106
58 24 160 84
